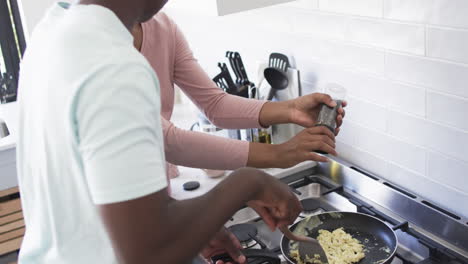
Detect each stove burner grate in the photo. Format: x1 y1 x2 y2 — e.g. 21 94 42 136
228 223 260 249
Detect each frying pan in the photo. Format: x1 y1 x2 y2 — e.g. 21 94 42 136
281 211 398 264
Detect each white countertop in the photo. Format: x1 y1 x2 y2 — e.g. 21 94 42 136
0 135 16 152
170 161 316 200
0 102 17 152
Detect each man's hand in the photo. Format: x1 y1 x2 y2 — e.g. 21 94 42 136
201 227 246 264
288 93 346 134
240 169 302 231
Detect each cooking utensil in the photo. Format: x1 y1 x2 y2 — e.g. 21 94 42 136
264 68 289 100
218 62 237 92
281 211 398 264
226 51 242 85
213 63 237 94
209 225 327 264
269 53 290 72
264 53 290 100
233 57 256 99
279 226 328 263
234 52 249 85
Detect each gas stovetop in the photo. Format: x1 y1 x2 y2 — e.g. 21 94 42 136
222 159 468 264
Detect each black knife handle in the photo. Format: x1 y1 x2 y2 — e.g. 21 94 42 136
226 51 241 84
234 52 249 85
210 249 280 264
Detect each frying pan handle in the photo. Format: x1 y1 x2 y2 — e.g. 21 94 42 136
392 221 409 231
210 249 280 264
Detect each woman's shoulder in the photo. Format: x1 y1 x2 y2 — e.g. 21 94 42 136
144 12 177 31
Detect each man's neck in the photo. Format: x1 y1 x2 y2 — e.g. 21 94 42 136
132 23 143 51
77 0 140 32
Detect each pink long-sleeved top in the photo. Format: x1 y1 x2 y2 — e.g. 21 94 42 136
141 13 266 178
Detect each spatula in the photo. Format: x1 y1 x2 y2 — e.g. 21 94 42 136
280 226 329 263
264 53 290 100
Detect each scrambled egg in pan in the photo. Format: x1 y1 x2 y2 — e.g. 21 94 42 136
291 228 365 264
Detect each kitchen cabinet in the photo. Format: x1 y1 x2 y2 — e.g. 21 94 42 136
165 0 295 16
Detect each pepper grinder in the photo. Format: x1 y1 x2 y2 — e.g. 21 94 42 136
315 83 346 154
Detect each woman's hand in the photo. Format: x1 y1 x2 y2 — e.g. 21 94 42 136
288 93 346 135
247 126 337 169
258 93 346 135
274 126 337 168
201 227 246 264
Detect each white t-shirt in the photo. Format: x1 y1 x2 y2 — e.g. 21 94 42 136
16 2 167 263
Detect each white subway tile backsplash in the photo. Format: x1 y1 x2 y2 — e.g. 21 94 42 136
388 111 468 162
170 0 468 216
337 70 388 104
385 135 426 175
383 0 428 24
427 92 468 132
292 38 385 75
320 0 383 18
346 97 387 131
336 142 388 177
387 163 468 219
293 11 347 40
386 81 425 117
347 18 425 55
285 0 319 10
427 151 468 194
386 53 468 98
353 125 388 157
336 141 354 159
427 27 468 64
338 44 385 74
350 123 426 174
387 110 430 147
294 37 385 74
335 121 355 146
216 6 295 34
384 0 468 29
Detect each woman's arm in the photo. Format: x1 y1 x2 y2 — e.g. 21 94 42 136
162 117 254 169
172 21 266 129
163 118 336 169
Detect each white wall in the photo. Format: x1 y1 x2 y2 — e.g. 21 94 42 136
19 0 58 35
164 0 468 218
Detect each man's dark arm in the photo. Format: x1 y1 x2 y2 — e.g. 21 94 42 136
98 168 300 264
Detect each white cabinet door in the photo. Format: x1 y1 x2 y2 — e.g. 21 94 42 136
165 0 295 16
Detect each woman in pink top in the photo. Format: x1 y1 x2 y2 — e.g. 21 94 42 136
132 13 345 263
132 13 345 180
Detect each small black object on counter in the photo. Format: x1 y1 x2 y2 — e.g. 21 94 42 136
183 181 200 191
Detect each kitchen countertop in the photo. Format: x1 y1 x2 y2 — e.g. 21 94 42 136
0 135 16 152
170 161 316 200
0 102 17 152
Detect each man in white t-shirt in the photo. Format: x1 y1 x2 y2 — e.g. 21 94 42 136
16 0 303 263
